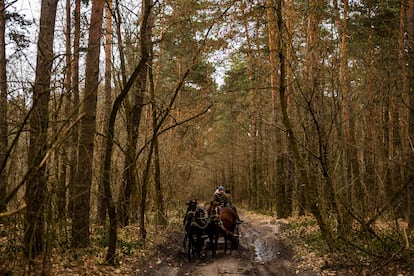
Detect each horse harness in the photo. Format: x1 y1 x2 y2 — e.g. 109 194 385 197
185 208 209 230
185 204 239 237
208 206 239 237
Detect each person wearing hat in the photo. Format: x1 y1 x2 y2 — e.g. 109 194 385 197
212 186 228 206
212 186 243 224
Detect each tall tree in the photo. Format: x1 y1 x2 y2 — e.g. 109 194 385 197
25 0 58 257
241 1 259 209
392 0 407 218
406 0 414 230
334 0 354 234
96 0 113 226
72 0 105 248
116 0 137 226
101 0 152 262
56 0 73 220
362 0 375 218
266 0 292 218
0 0 7 213
149 9 166 225
68 0 81 220
298 0 336 249
138 0 154 239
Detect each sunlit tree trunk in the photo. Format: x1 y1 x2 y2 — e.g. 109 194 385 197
0 0 7 213
25 0 58 257
72 0 105 248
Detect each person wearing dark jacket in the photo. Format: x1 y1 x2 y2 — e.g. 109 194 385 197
212 186 243 224
212 186 228 206
224 189 243 224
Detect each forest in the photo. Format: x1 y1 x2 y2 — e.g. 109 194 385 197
0 0 414 274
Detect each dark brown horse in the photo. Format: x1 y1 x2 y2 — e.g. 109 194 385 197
183 200 207 261
219 206 239 254
206 201 221 259
206 203 239 258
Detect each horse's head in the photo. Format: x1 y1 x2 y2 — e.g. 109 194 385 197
185 199 198 213
184 200 199 228
207 200 221 216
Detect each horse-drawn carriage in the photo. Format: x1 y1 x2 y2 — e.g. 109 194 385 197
183 200 241 261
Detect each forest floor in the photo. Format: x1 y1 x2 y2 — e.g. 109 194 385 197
1 209 411 275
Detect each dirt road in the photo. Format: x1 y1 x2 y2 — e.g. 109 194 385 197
142 211 315 276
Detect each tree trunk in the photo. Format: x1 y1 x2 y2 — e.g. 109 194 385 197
333 0 358 236
153 134 166 225
285 0 335 249
0 0 7 213
112 0 129 226
96 0 113 226
149 55 166 226
72 0 105 248
115 0 146 226
68 0 81 221
391 0 407 218
363 0 376 218
56 0 72 221
266 0 293 218
151 8 166 226
406 0 414 231
304 0 324 217
25 0 58 258
241 2 258 209
101 0 152 262
276 155 290 218
266 0 280 216
138 0 155 239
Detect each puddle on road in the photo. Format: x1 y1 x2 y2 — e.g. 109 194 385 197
253 238 278 263
243 223 281 264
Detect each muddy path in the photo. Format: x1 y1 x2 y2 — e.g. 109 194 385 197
142 211 315 276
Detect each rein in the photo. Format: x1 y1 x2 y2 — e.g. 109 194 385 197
185 208 208 230
210 213 238 237
218 221 238 237
190 218 209 229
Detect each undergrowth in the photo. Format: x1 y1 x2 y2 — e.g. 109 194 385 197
279 215 414 275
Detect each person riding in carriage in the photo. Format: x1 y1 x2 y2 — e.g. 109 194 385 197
212 186 228 206
211 186 243 224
